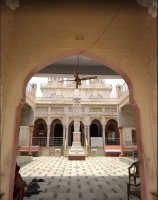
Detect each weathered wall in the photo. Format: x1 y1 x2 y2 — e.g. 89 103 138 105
1 0 157 199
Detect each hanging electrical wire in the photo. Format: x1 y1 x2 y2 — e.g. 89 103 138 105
79 0 125 56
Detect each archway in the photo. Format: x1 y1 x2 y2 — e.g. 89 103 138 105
33 118 47 146
90 119 102 137
54 124 63 137
105 119 119 145
50 119 63 146
11 50 145 199
90 124 98 137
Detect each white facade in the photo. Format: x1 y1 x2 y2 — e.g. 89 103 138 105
19 78 137 157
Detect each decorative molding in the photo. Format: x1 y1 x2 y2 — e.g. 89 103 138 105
1 52 10 81
145 57 157 73
22 40 39 63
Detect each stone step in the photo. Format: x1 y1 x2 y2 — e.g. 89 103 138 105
65 146 88 157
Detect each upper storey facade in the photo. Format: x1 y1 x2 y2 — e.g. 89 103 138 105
40 77 112 100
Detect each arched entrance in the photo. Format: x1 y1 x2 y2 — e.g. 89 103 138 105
90 124 98 137
90 119 102 137
33 118 47 146
105 119 119 145
5 49 150 200
50 119 63 146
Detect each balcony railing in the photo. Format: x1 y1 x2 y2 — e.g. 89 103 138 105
49 137 63 146
36 97 117 103
105 138 120 145
32 137 63 146
26 82 33 94
120 82 128 95
32 137 47 146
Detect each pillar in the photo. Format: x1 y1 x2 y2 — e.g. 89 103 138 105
63 125 66 145
66 125 69 145
28 126 34 156
87 125 90 145
118 127 124 156
46 125 50 147
84 125 87 145
102 125 105 146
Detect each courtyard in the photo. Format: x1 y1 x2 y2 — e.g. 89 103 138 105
20 156 139 200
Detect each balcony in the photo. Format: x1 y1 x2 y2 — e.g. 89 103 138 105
36 97 118 104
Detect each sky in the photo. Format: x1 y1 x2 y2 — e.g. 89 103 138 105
29 77 125 98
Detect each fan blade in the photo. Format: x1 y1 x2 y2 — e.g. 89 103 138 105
59 79 75 82
72 70 79 79
66 79 76 82
81 76 97 81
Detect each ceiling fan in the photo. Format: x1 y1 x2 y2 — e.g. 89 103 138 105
60 70 97 88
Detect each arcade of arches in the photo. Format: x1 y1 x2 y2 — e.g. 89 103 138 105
1 1 157 200
33 118 119 147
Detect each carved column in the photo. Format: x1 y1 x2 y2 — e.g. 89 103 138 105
118 127 124 156
28 126 34 156
46 125 50 147
62 125 66 145
87 125 90 145
66 125 69 145
102 124 105 146
84 125 87 144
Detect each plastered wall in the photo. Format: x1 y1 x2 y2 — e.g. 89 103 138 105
1 1 157 199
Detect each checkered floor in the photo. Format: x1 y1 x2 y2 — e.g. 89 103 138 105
21 156 139 200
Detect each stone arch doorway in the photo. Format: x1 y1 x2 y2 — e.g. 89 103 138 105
90 119 102 137
50 119 63 146
54 124 63 137
68 120 84 146
105 119 119 145
33 118 47 146
10 49 147 200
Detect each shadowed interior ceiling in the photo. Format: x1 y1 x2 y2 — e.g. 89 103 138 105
35 55 121 79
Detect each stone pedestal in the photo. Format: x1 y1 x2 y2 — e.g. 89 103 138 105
55 149 61 157
91 149 97 157
68 132 85 160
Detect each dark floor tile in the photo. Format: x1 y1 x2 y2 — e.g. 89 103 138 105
111 188 117 193
89 188 94 193
103 193 108 198
119 185 124 188
67 188 70 193
43 189 48 193
78 193 83 198
53 193 58 198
